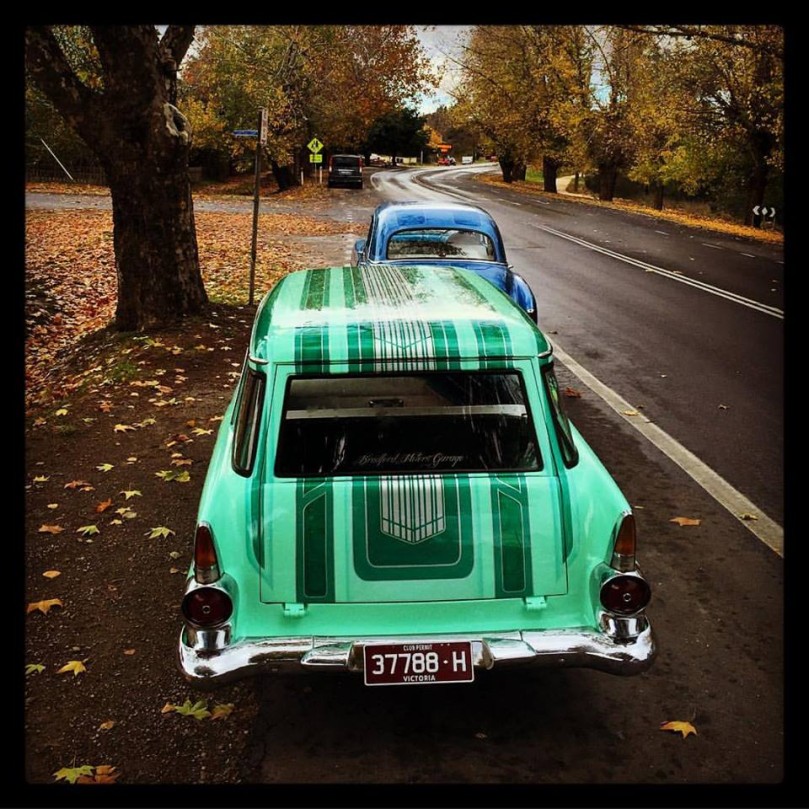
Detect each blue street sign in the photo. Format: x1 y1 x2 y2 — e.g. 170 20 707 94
233 129 259 138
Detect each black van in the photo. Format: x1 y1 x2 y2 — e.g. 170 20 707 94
327 154 364 189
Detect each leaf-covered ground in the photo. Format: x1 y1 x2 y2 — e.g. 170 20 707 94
24 184 369 787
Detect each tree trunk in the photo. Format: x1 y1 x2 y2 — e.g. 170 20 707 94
745 154 769 228
499 156 515 183
271 160 294 191
542 156 559 193
651 179 664 210
513 161 527 182
573 172 580 193
104 149 207 331
598 165 618 201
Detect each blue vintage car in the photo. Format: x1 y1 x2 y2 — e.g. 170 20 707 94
351 201 538 322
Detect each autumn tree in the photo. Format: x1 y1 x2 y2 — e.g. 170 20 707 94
26 26 208 331
362 107 429 163
653 25 784 226
183 25 434 186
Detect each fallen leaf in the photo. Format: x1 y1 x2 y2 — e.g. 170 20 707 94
26 663 46 675
740 513 758 521
169 567 182 574
80 485 95 492
27 599 64 615
53 765 94 784
113 424 135 433
147 526 176 539
171 699 211 720
170 457 193 467
108 519 123 526
660 720 697 739
33 475 50 483
161 702 175 713
622 409 640 417
99 720 116 731
155 470 177 481
563 386 582 398
96 463 114 472
76 524 100 537
670 517 701 527
175 470 191 483
98 401 113 413
57 660 87 676
126 456 138 463
55 408 68 417
64 480 91 489
96 499 113 513
718 404 728 410
120 489 141 500
168 551 181 559
186 419 197 427
43 570 61 579
38 524 64 535
192 427 213 436
474 732 488 740
47 503 59 509
210 703 235 720
77 764 121 784
123 649 136 656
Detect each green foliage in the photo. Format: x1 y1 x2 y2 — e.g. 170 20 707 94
362 107 429 158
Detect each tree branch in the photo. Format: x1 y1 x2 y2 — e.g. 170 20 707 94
25 26 101 132
160 25 196 65
618 25 784 60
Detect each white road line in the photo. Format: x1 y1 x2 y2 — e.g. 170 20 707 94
536 224 783 319
655 230 669 236
741 253 756 258
552 339 783 557
511 201 522 206
702 243 723 249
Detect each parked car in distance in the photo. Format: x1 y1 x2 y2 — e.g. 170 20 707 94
327 154 363 189
351 201 538 322
178 264 655 688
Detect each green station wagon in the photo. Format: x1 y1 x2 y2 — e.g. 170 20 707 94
178 264 655 687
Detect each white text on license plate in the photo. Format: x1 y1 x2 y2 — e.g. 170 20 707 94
363 641 474 686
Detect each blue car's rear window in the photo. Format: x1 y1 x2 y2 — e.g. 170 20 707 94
387 229 495 261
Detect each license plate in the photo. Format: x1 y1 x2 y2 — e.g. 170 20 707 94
363 641 474 686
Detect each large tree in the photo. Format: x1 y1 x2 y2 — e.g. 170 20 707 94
26 26 208 330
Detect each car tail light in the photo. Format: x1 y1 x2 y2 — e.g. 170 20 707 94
600 574 651 616
182 587 233 628
611 512 637 572
194 522 220 584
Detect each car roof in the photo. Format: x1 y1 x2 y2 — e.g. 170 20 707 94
370 202 505 263
249 265 548 367
374 201 496 232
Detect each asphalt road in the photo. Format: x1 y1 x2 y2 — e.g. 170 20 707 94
26 176 787 793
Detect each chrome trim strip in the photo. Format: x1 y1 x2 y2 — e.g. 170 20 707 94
178 623 655 687
538 346 553 359
248 354 269 366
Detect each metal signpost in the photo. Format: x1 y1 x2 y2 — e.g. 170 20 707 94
233 107 268 306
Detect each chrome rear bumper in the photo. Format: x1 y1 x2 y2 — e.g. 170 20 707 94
178 617 655 687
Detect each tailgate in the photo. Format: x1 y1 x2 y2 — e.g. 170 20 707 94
259 473 567 604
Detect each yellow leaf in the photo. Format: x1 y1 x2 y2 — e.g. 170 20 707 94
175 470 191 483
76 524 100 536
96 463 114 472
57 660 87 676
26 663 45 675
147 526 176 539
192 427 213 436
55 408 68 417
99 720 116 731
660 720 697 739
27 598 63 615
623 409 640 417
38 524 64 534
210 703 235 720
47 503 59 510
670 517 701 527
114 424 135 433
53 765 94 784
173 699 211 720
740 513 758 521
120 489 141 499
33 475 49 483
42 570 61 579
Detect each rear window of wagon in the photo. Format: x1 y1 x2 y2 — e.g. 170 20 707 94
275 371 542 477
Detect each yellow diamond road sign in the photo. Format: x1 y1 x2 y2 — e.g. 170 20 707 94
307 137 324 154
